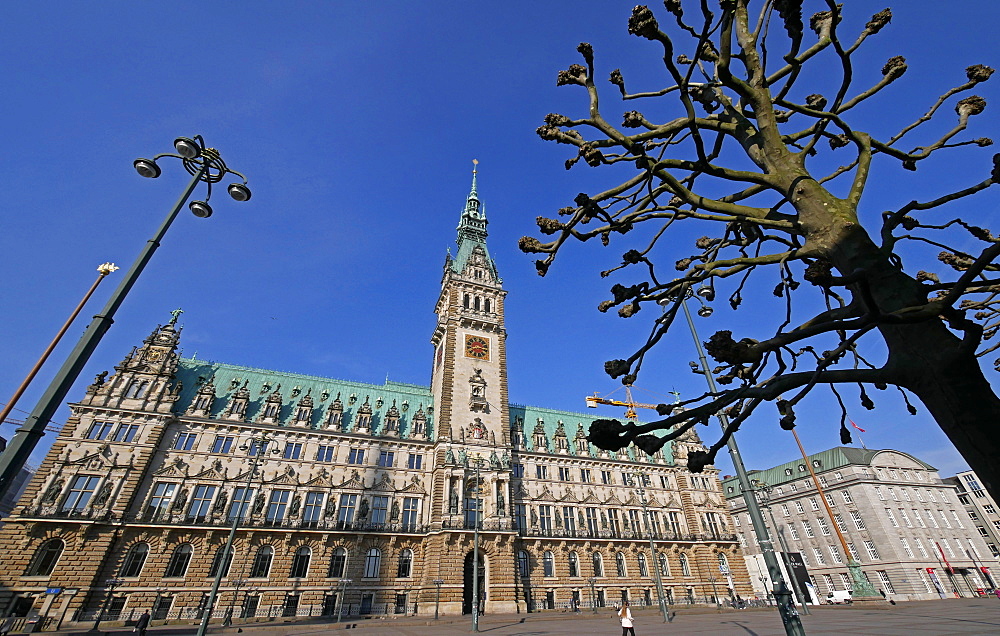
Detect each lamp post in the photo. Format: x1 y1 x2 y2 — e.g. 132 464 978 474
91 577 123 632
433 579 444 620
753 480 811 613
195 432 275 636
336 579 352 623
587 577 597 613
470 454 484 633
634 472 670 622
0 136 250 504
668 292 806 636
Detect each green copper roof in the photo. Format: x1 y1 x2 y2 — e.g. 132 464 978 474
509 403 675 463
174 358 435 438
447 164 500 281
720 446 937 497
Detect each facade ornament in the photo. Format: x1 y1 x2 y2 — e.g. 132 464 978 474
42 479 64 504
390 500 400 522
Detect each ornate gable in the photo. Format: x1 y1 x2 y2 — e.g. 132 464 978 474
370 472 395 492
340 470 364 490
302 469 337 489
190 459 228 481
266 466 299 486
154 457 190 478
398 475 427 494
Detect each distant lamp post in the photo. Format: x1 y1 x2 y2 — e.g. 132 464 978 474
634 472 671 622
195 433 276 636
0 135 250 504
433 579 445 620
752 480 811 614
336 579 352 623
92 577 124 632
587 577 597 613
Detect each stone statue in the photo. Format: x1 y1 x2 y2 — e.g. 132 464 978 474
501 451 510 467
496 489 505 514
489 450 500 468
42 478 63 504
358 497 369 520
445 449 455 464
449 486 459 514
390 500 400 522
251 492 265 516
173 488 189 511
325 497 336 518
530 508 539 527
93 371 108 387
579 511 586 529
289 494 301 516
458 449 467 465
600 510 608 530
212 490 228 513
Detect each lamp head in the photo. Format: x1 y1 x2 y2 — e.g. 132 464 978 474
189 200 213 218
133 158 161 179
228 183 252 202
696 284 715 301
697 305 714 318
173 137 201 159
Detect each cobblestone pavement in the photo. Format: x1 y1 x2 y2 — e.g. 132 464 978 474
48 598 1000 636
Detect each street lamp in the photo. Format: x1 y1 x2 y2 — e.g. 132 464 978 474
0 135 250 503
195 432 276 636
587 577 597 613
92 577 124 632
634 472 671 622
469 454 484 633
336 579 352 623
663 292 806 636
433 579 445 620
753 480 811 614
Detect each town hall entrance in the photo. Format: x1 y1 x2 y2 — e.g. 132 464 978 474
462 552 486 614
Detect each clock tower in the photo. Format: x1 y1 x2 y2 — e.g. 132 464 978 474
430 163 509 447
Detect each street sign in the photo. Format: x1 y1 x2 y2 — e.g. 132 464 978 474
45 588 61 594
720 565 730 574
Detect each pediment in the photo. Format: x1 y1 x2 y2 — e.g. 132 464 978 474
302 470 337 489
580 489 600 504
191 460 228 481
340 470 364 490
399 476 426 494
559 489 580 503
370 472 394 492
535 486 554 502
512 482 529 498
603 493 623 506
152 457 188 477
266 467 299 486
69 448 121 470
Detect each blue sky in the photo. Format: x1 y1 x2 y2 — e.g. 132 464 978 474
2 1 998 478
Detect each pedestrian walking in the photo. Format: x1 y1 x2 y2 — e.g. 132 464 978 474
618 601 635 636
133 609 150 636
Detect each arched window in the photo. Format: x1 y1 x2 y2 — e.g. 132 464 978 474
568 551 579 577
658 553 670 577
208 544 233 578
592 552 604 577
397 549 413 578
637 553 648 577
718 552 729 570
120 542 149 577
164 544 193 578
543 550 555 577
290 546 311 578
517 550 531 578
329 547 348 577
24 539 64 576
249 546 274 578
363 548 381 578
679 553 691 577
616 552 627 577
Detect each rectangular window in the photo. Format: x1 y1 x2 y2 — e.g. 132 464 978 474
902 489 911 501
802 520 815 538
580 468 592 483
897 508 912 528
864 540 880 560
914 538 929 558
284 443 303 460
316 445 335 462
916 490 925 502
940 510 952 528
885 508 899 527
112 423 140 443
622 472 634 486
818 517 831 536
146 482 176 517
629 509 642 533
601 470 613 485
926 510 939 528
813 547 826 565
834 513 847 532
85 421 114 440
586 508 599 535
914 509 926 527
660 475 670 488
371 495 389 525
377 450 394 467
809 498 820 511
941 539 955 557
407 453 423 469
348 448 365 465
248 439 269 456
900 538 914 558
888 487 898 501
819 476 828 487
835 471 844 481
608 509 621 534
536 465 548 479
788 524 800 540
174 432 197 451
851 510 867 530
402 497 419 529
927 489 937 502
984 504 997 515
563 506 577 534
877 571 895 594
512 463 524 478
830 545 843 563
825 493 836 507
514 503 527 531
228 487 255 521
539 505 553 531
875 486 885 500
212 435 235 454
667 511 682 534
795 501 805 514
558 467 571 481
781 503 790 517
338 494 357 524
464 495 481 528
302 492 324 524
848 543 861 562
266 490 290 522
842 490 854 504
188 485 216 520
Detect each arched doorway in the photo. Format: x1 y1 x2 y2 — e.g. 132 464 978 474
462 551 486 614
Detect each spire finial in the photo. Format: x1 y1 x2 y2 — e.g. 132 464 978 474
470 159 479 198
169 308 184 325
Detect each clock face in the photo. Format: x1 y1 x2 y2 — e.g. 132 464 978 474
465 335 490 360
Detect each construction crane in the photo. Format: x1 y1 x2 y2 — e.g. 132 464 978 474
585 385 670 420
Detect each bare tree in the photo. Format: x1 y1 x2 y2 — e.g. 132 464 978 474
521 1 1000 498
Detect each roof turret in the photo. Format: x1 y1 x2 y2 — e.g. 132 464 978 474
449 160 500 280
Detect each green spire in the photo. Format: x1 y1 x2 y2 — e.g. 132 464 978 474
450 160 499 280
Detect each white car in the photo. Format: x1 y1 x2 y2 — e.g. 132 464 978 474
826 590 853 604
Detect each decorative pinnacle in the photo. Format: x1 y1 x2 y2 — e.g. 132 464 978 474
97 262 120 275
470 159 479 198
169 308 184 324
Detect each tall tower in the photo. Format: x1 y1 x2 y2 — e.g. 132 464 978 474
430 162 509 446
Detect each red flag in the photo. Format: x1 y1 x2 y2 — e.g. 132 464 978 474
850 420 866 433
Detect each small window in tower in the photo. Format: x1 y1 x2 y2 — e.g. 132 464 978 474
463 294 470 309
485 299 491 312
474 297 481 311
